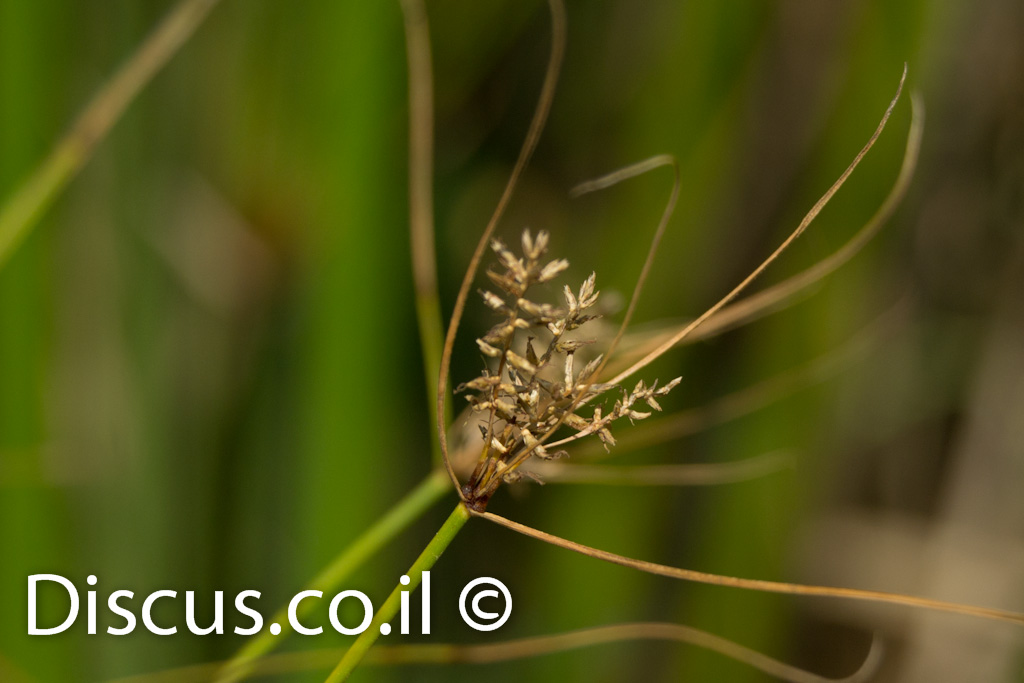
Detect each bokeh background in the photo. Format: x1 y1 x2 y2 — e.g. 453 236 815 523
2 1 1022 682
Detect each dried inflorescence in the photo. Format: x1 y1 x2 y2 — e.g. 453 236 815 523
458 229 680 510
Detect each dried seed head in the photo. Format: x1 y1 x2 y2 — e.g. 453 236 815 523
462 229 681 505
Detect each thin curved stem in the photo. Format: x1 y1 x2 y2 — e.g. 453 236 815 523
362 623 881 683
109 622 881 683
607 66 909 388
436 0 567 497
612 92 924 373
681 92 925 344
479 511 1024 626
503 69 911 473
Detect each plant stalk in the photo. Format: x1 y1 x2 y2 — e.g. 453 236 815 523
323 502 472 682
0 0 221 270
214 469 451 683
398 0 450 466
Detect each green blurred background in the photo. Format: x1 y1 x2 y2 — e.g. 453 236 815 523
2 1 1022 681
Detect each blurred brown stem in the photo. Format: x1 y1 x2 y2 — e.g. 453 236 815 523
399 0 448 463
109 622 880 683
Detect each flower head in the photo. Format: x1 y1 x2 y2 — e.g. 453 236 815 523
458 229 680 510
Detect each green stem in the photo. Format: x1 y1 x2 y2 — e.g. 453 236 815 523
214 469 451 683
414 294 448 464
323 502 472 683
0 0 220 270
399 0 450 465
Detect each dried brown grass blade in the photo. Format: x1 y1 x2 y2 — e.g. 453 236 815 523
364 623 881 683
524 450 792 486
685 91 925 343
436 0 567 497
509 68 910 469
615 91 924 369
105 623 880 683
479 511 1024 626
607 66 911 388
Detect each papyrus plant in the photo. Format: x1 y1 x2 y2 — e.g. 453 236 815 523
2 1 1020 682
311 2 1023 681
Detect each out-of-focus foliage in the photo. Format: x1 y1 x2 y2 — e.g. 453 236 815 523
1 1 1022 681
